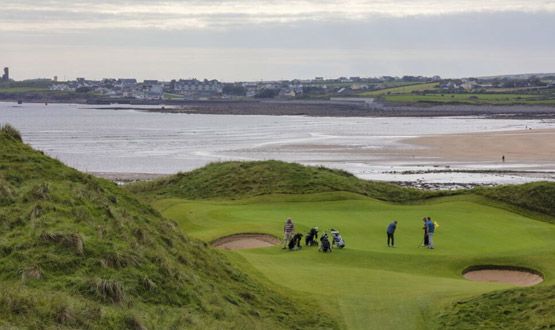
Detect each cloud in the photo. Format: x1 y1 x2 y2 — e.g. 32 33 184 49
2 0 555 32
1 1 554 80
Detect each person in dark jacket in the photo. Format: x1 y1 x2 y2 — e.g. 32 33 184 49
386 220 398 247
421 217 429 247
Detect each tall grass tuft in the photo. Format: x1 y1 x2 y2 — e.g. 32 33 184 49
0 124 22 142
126 315 147 330
0 179 15 205
20 265 43 282
40 232 85 255
55 305 75 324
92 278 125 304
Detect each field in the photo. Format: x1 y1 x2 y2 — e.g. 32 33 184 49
0 87 50 93
153 192 555 329
354 81 555 105
359 82 439 97
382 93 555 105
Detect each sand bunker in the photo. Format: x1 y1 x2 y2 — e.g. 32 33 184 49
463 266 543 287
212 233 280 250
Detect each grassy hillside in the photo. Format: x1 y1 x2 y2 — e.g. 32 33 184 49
129 161 555 220
0 125 336 329
476 182 555 218
127 160 452 202
438 284 555 329
128 160 555 218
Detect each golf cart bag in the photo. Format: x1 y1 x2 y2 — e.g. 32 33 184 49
330 229 345 249
319 233 332 253
305 227 319 246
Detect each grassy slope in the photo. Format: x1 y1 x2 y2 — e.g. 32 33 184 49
130 161 555 329
438 284 555 329
127 160 453 202
476 182 555 218
0 128 337 329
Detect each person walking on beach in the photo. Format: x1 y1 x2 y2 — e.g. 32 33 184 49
387 220 398 247
425 217 435 249
421 217 429 247
283 218 295 249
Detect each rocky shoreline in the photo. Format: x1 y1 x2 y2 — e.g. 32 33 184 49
91 100 555 119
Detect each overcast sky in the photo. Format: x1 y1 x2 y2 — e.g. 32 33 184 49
1 0 555 81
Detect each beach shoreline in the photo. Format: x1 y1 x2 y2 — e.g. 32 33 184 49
95 101 555 119
90 129 555 188
402 128 555 163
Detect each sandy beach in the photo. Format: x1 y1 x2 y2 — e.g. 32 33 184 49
403 128 555 163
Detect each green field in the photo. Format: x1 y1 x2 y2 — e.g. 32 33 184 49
382 93 555 105
153 193 555 329
353 81 555 105
0 86 50 93
359 82 439 97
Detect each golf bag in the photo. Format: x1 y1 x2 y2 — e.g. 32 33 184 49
330 229 345 249
288 233 303 250
319 233 332 253
305 227 319 246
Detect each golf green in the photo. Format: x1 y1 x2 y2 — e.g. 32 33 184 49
153 192 555 329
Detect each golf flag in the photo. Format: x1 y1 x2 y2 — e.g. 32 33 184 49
434 221 440 231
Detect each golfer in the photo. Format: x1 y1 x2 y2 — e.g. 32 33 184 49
283 218 295 249
386 220 398 247
426 217 435 249
421 217 429 247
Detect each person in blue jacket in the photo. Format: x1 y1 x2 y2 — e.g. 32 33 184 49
426 217 435 249
386 220 398 247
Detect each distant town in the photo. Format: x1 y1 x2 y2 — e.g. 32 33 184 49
1 66 555 107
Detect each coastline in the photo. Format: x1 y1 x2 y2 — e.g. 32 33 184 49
5 99 555 119
105 101 555 119
90 127 555 189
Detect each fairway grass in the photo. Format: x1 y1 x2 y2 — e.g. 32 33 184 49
154 193 555 329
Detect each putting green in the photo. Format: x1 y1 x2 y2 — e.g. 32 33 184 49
153 192 555 329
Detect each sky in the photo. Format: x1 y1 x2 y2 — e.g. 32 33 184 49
1 0 555 81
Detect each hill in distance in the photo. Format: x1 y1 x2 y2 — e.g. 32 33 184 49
476 72 555 80
0 125 336 329
128 160 555 219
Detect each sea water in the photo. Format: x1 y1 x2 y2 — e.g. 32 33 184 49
1 102 554 185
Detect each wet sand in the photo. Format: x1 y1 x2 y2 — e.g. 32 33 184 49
403 128 555 163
